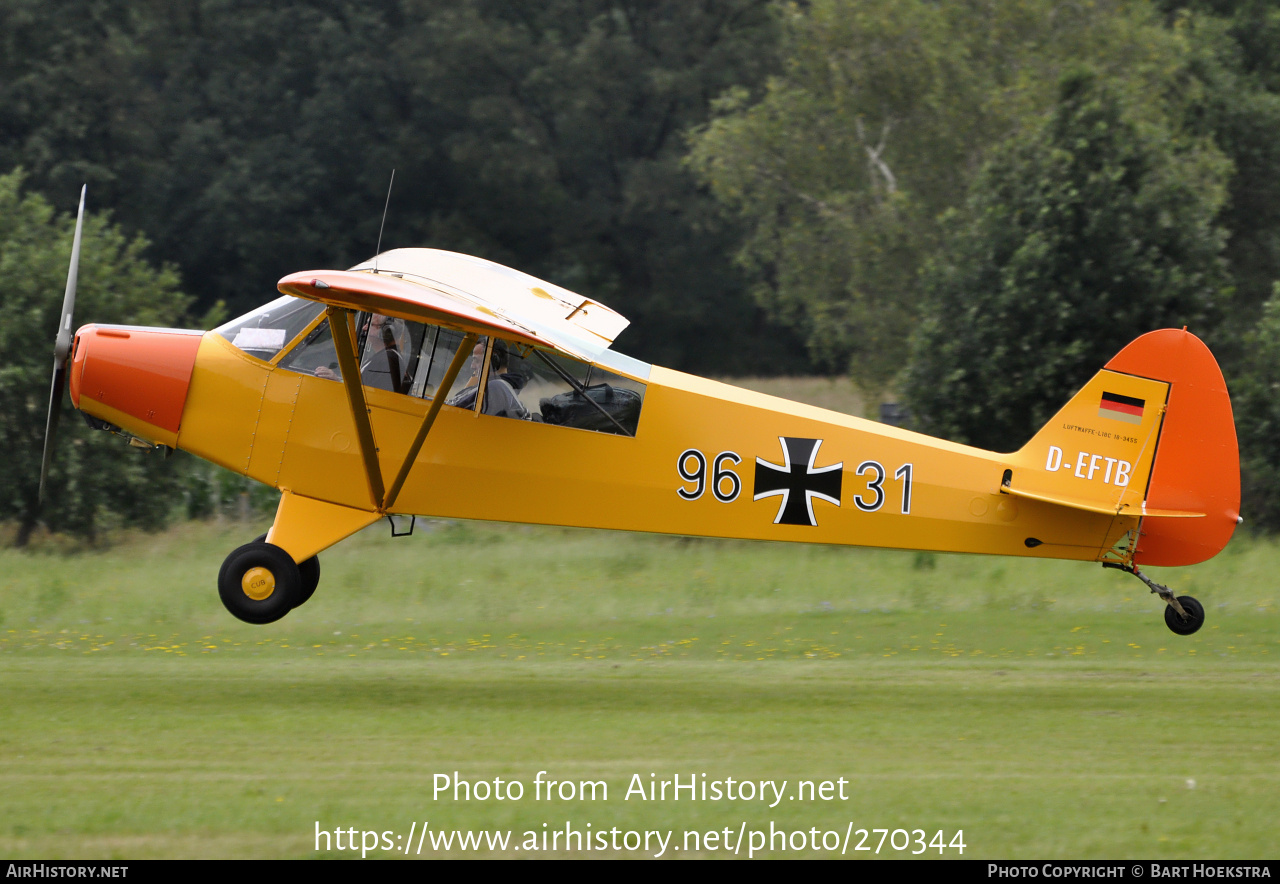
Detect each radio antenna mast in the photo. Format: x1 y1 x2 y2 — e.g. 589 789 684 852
374 168 395 273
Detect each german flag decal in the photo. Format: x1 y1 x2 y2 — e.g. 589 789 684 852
1099 392 1145 424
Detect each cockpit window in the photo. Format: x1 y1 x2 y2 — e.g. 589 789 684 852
267 307 646 435
510 346 644 435
411 326 477 401
441 341 644 434
214 296 325 362
355 312 426 395
277 319 341 379
280 310 434 393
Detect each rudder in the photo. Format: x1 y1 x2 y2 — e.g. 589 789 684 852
1105 329 1239 566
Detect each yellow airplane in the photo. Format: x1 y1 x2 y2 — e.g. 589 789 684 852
40 191 1239 634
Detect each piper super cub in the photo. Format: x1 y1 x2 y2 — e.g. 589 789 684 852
41 189 1239 633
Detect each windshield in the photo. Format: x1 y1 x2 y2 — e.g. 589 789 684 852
213 296 325 362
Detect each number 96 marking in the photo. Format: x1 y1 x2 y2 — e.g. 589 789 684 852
677 449 742 502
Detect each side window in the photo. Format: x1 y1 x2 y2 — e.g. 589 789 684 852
413 327 478 402
510 347 589 410
506 346 645 435
279 311 427 394
278 320 340 379
434 336 530 420
274 313 645 434
355 313 425 395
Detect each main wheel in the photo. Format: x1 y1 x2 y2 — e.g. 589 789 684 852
218 541 301 624
296 555 321 607
253 534 319 608
1164 595 1205 636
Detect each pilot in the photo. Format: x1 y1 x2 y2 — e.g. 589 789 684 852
447 339 530 419
359 313 411 393
314 313 411 393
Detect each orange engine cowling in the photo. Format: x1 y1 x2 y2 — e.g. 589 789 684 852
68 324 204 444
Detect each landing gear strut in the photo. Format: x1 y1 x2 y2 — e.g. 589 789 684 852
1104 562 1205 636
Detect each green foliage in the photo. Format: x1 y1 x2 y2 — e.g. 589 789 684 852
0 0 808 375
687 0 961 385
904 72 1230 451
1232 286 1280 530
394 0 809 372
1156 1 1280 89
1166 9 1280 359
0 170 193 545
181 461 280 523
687 0 1193 388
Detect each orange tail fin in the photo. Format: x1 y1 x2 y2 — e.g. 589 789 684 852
1005 328 1238 566
1106 329 1239 566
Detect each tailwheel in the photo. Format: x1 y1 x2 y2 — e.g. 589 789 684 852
1164 595 1205 636
218 541 301 624
1103 562 1206 637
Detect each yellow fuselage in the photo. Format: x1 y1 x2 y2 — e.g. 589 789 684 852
160 333 1136 565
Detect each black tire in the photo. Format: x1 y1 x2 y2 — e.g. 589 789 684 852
253 533 319 608
296 555 321 607
1164 595 1205 636
218 541 301 624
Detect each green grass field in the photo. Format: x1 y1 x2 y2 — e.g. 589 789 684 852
1 519 1277 859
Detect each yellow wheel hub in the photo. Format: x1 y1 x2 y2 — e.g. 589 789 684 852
242 566 276 601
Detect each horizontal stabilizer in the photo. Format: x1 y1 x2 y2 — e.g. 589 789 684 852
999 485 1204 518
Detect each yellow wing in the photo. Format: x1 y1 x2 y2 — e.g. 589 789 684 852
277 248 628 363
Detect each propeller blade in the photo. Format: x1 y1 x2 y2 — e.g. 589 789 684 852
54 185 86 363
38 185 87 506
38 361 66 504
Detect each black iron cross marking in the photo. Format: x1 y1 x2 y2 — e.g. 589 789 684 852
753 437 843 526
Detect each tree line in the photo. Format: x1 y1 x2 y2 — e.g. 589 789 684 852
3 0 1280 541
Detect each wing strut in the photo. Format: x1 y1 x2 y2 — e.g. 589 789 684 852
327 306 386 507
382 332 477 511
473 336 494 416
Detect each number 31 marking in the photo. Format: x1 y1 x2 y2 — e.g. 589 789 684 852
677 449 742 502
853 461 913 514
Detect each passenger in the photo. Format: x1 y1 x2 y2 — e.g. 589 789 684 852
447 339 530 419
